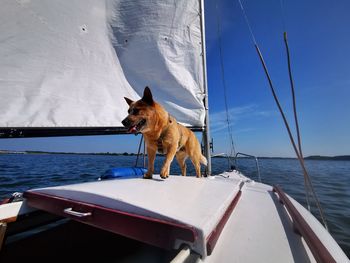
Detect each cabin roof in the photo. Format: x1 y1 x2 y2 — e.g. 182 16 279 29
22 172 348 261
24 173 242 257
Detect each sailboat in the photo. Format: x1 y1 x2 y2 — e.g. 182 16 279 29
0 0 348 262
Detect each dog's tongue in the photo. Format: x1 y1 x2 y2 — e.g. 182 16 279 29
128 125 137 133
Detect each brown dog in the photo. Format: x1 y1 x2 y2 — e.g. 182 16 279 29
122 87 207 179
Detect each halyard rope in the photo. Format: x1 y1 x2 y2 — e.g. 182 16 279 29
215 1 237 159
237 0 328 230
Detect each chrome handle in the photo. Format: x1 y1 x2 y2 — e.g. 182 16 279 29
63 208 92 217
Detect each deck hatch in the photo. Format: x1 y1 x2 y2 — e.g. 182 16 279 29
23 191 197 250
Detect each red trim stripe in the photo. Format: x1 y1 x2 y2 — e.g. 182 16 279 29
273 186 336 263
206 190 242 255
24 191 197 250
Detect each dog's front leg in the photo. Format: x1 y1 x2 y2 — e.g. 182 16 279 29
160 145 177 179
144 145 156 179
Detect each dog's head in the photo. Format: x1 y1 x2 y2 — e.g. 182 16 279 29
122 86 156 134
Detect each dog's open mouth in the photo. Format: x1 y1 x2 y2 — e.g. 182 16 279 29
127 119 146 133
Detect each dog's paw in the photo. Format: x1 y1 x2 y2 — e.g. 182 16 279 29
160 174 168 179
160 166 170 179
143 173 153 179
160 172 169 179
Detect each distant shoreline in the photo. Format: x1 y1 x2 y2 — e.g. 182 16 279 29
1 150 349 160
0 150 138 156
303 155 350 161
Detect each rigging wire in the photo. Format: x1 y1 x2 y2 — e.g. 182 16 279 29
237 0 257 46
215 1 237 158
279 0 328 229
135 134 144 167
279 0 312 210
237 0 328 230
279 0 320 215
279 2 304 156
283 31 311 210
281 18 329 232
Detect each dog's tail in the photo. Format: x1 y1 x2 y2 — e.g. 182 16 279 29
200 155 208 166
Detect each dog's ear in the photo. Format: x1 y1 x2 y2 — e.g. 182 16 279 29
142 86 154 105
124 97 134 106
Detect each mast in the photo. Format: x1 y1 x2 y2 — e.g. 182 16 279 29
199 0 212 175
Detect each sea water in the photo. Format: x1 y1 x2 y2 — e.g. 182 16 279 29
0 153 349 257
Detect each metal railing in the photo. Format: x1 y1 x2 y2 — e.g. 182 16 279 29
211 153 235 172
234 152 261 182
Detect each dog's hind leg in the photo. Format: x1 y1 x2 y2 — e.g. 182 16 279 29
190 156 202 178
176 151 187 176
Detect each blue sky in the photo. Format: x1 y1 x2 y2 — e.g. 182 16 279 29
205 0 350 157
1 0 349 157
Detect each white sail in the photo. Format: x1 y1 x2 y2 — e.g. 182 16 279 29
0 0 205 128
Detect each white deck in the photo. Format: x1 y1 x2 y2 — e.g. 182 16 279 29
0 200 35 222
202 172 349 263
14 171 349 262
25 173 242 257
203 177 307 262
